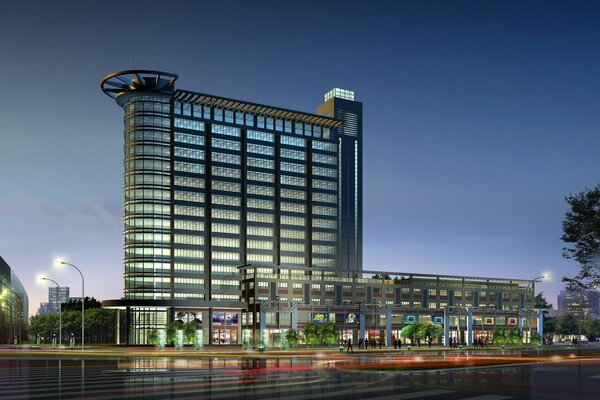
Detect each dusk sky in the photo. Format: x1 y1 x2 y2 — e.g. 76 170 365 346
1 1 599 317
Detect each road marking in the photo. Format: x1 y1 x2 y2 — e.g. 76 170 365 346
456 395 513 400
364 389 455 399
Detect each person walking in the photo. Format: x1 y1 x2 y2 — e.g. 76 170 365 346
358 337 363 349
347 338 353 353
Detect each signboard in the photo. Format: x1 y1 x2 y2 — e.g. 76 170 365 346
213 313 238 325
403 314 418 324
431 315 444 325
345 313 359 324
312 312 329 324
483 317 494 325
507 317 517 326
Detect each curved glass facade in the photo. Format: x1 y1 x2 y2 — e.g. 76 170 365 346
122 94 172 300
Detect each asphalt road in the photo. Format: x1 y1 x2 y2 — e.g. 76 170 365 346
0 352 599 399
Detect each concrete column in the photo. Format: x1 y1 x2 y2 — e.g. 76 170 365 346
443 312 450 346
116 309 120 345
466 310 473 346
359 312 365 341
518 314 523 332
386 308 392 346
291 306 298 331
537 311 544 339
208 308 213 346
259 305 267 346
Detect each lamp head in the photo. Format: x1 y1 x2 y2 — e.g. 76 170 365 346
54 259 66 267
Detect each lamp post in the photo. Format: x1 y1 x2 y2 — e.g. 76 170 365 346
523 274 549 344
42 278 63 350
56 259 85 350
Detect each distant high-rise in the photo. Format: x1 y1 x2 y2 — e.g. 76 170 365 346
101 71 362 344
558 288 600 317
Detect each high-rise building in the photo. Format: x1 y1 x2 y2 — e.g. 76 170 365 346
49 287 70 313
557 288 600 318
101 70 362 344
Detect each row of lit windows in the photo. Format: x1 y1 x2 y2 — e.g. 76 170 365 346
125 144 170 158
125 218 170 229
212 137 240 151
212 209 241 220
125 233 170 243
174 147 204 159
175 101 333 139
313 192 337 203
125 189 171 201
213 194 240 206
174 191 204 203
213 181 240 192
174 161 204 174
126 130 170 143
248 157 274 169
174 234 204 245
174 205 204 217
127 116 170 128
125 247 170 257
126 159 170 172
248 212 273 223
213 166 240 179
174 263 204 272
280 136 305 147
281 162 305 174
248 185 274 196
125 203 169 215
212 237 240 247
212 124 241 137
213 152 241 165
174 176 204 188
174 131 204 145
247 198 274 210
126 100 170 114
281 175 305 186
174 118 204 131
174 220 204 231
174 249 204 259
247 254 273 263
247 171 274 183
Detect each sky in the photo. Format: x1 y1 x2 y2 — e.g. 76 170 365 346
1 1 599 317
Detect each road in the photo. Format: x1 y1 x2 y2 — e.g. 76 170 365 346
0 350 599 399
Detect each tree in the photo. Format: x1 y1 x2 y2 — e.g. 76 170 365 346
507 327 523 345
285 329 300 347
530 331 541 346
320 322 338 345
543 316 558 335
61 297 102 312
371 273 392 280
561 185 600 290
183 321 198 344
492 327 507 345
534 292 553 314
557 314 579 335
302 322 321 347
400 323 420 344
419 322 443 343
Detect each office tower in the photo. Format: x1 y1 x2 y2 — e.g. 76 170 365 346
101 70 362 343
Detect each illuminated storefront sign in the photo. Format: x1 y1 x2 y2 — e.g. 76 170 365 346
344 313 359 324
213 313 238 325
431 315 444 324
483 317 494 325
403 314 418 324
312 312 329 323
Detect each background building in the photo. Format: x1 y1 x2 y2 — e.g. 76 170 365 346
0 256 29 343
37 286 70 315
557 288 600 318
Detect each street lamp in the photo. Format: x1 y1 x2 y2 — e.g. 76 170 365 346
523 274 549 344
41 277 63 350
55 259 85 350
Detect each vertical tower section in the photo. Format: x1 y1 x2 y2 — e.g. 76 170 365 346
316 89 363 274
101 71 179 301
